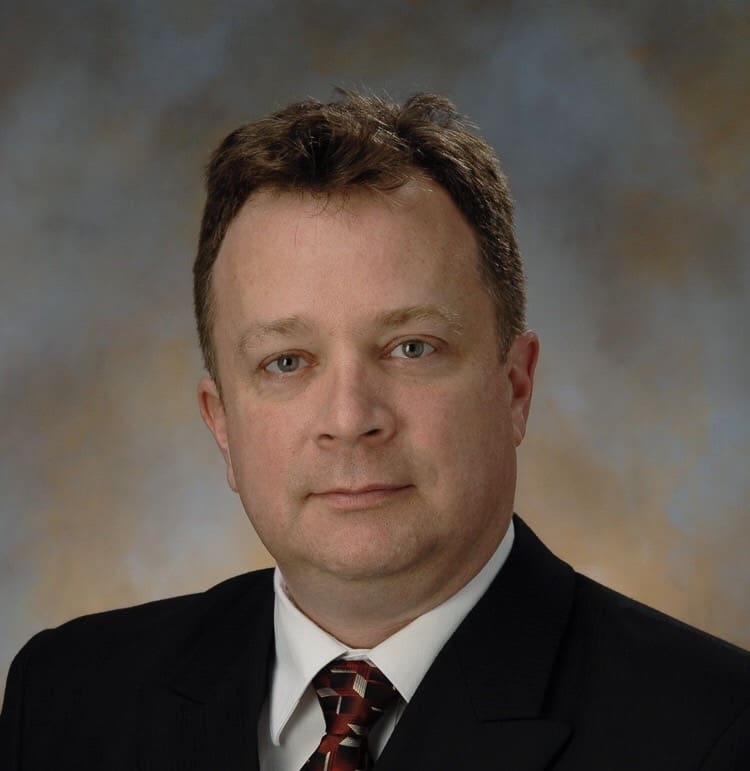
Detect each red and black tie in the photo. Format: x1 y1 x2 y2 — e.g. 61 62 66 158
302 658 400 771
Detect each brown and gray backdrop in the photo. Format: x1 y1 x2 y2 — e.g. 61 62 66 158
2 1 748 695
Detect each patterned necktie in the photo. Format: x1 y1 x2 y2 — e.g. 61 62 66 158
302 658 400 771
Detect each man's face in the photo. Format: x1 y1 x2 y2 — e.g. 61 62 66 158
199 180 537 604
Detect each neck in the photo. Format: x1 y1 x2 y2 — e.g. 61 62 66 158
284 580 435 648
280 522 509 648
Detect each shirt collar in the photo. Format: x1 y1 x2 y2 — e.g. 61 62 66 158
269 518 515 744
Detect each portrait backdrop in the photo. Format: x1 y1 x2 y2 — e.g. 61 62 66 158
2 0 748 697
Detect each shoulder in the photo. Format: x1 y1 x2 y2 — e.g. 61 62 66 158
573 572 749 679
508 514 749 705
5 568 275 693
0 569 275 765
559 572 750 763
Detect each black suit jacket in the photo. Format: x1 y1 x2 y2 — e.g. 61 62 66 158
2 516 749 769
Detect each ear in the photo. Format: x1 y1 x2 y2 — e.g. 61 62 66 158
197 375 238 492
506 330 540 447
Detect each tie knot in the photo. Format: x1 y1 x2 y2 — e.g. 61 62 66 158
304 659 400 770
313 658 399 739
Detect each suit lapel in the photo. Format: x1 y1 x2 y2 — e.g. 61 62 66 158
377 516 576 770
136 571 275 771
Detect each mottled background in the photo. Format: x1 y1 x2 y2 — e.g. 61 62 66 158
2 0 748 696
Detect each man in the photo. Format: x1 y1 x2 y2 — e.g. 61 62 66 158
1 91 748 769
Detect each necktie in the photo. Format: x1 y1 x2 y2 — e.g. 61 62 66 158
302 658 400 771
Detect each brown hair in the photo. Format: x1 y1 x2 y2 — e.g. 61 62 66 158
193 90 525 384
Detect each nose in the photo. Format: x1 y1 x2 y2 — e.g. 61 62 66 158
313 356 396 448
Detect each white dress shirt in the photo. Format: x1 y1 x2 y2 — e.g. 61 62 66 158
257 519 515 771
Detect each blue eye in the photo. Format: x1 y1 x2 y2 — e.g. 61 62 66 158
392 340 435 359
265 354 302 374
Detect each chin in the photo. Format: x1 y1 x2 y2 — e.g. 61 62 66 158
313 538 428 583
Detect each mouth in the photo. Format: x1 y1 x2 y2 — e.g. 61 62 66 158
311 484 412 511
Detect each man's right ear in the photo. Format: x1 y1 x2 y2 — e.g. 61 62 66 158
197 376 238 492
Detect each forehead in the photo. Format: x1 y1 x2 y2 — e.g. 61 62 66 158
211 181 488 338
220 179 476 255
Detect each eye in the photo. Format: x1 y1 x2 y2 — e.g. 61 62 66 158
264 354 305 374
391 340 436 359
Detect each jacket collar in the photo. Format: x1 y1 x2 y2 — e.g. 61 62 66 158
376 515 576 770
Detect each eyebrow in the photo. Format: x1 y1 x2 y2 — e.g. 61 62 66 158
236 304 464 355
375 304 464 336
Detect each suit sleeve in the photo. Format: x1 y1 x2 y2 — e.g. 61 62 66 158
0 630 53 769
699 702 750 771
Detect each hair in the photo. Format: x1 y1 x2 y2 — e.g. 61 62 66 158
193 90 525 385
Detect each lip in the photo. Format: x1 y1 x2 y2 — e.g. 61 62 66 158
316 483 408 495
312 484 411 510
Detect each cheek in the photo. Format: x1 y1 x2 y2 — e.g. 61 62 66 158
227 409 306 547
411 380 512 479
226 404 299 492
